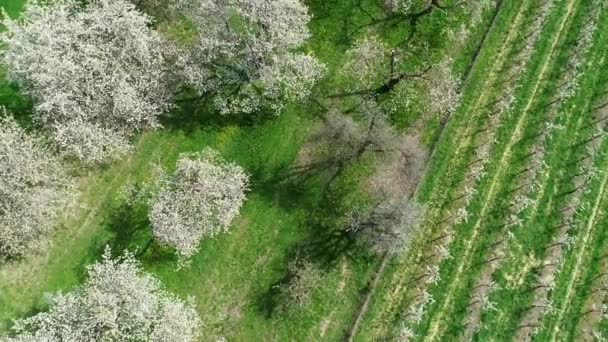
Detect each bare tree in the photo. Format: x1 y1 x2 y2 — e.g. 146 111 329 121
0 115 75 261
347 197 421 254
370 134 427 198
279 258 323 310
298 100 426 190
5 247 201 341
175 0 325 115
1 0 175 164
298 102 426 255
309 101 397 163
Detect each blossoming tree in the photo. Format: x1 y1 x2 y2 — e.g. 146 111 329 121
0 115 74 260
6 248 201 341
176 0 325 115
1 0 174 164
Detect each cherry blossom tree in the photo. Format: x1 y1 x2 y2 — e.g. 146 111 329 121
149 149 249 263
1 0 175 164
175 0 325 115
426 58 461 120
338 36 430 98
5 247 201 341
340 37 391 93
0 115 74 261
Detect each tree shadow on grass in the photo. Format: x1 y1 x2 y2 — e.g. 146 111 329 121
307 0 359 48
247 162 320 213
71 202 178 283
243 150 361 317
0 302 48 335
246 134 364 216
160 102 251 133
160 92 284 135
255 271 291 319
103 203 178 264
253 181 375 318
295 185 376 268
0 78 34 127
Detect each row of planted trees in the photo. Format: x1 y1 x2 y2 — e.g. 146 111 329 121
363 0 559 338
456 2 608 339
377 0 544 336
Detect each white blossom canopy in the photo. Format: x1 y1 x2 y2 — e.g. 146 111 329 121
1 0 174 164
5 247 201 341
340 36 390 91
426 58 461 118
383 0 411 13
383 0 461 14
0 115 74 260
149 148 249 262
177 0 326 115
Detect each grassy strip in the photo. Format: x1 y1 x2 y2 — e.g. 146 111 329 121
538 141 608 340
476 9 608 339
413 0 584 339
563 212 608 340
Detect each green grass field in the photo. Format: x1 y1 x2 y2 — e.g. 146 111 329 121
7 0 606 340
0 0 499 340
0 0 23 16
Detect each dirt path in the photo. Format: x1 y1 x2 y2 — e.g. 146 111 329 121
345 254 390 342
